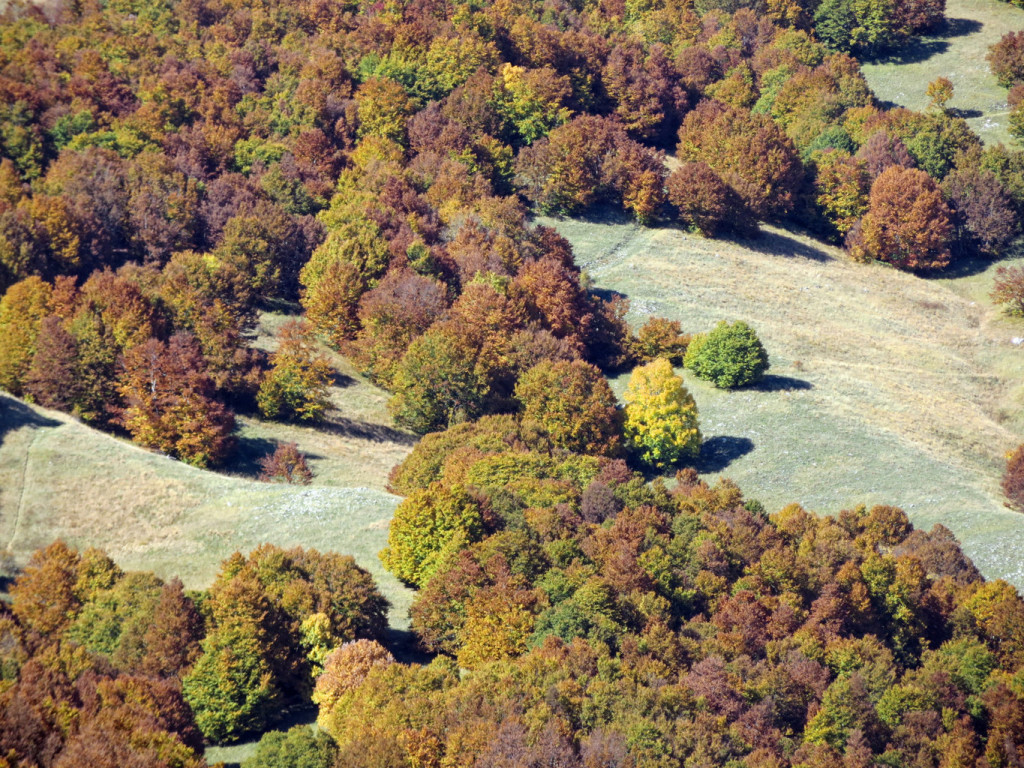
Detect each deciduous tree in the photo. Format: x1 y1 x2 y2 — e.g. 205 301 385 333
622 358 701 469
257 320 333 422
847 166 953 271
514 359 622 457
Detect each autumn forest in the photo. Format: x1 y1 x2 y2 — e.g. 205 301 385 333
3 0 1024 763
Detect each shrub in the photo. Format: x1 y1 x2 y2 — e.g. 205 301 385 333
1003 444 1024 511
991 265 1024 316
634 317 691 365
258 443 313 484
988 31 1024 89
242 725 337 768
684 321 769 389
622 358 701 469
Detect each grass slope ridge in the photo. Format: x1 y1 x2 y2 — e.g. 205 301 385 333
546 212 1024 589
861 0 1024 146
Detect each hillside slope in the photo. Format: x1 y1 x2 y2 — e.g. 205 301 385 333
545 214 1024 588
861 0 1024 145
0 338 415 620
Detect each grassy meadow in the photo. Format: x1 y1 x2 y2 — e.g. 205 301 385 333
0 312 416 624
860 0 1024 146
542 213 1024 589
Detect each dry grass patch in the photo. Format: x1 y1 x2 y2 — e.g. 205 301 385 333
546 213 1024 587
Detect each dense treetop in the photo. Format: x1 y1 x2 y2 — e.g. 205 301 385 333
0 0 1020 464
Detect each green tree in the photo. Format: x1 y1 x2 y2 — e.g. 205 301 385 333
380 482 485 588
622 358 701 469
683 320 769 389
242 725 338 768
181 575 286 743
257 320 333 422
388 328 489 434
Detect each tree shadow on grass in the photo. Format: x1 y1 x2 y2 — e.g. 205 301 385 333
693 435 755 473
387 627 435 665
226 435 327 478
0 394 61 448
319 415 418 446
868 38 951 65
727 228 835 263
950 108 984 119
591 286 630 303
329 369 357 388
746 374 814 392
571 204 636 226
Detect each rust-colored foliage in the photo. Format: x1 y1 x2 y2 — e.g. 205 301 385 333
1003 444 1024 512
118 333 235 467
258 442 314 484
666 161 750 237
847 166 953 271
677 99 804 219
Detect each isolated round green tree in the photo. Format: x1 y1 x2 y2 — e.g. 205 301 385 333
622 358 701 469
684 321 769 389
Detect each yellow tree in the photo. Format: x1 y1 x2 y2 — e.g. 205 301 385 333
622 358 701 469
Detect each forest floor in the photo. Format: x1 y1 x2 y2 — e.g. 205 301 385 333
0 314 417 624
860 0 1024 146
541 211 1024 589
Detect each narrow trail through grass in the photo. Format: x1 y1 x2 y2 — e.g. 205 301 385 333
860 0 1024 146
545 213 1024 589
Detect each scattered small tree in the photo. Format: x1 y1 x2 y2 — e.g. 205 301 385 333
1003 444 1024 511
257 320 333 423
622 358 701 469
926 77 954 112
259 443 314 484
684 321 769 389
991 265 1024 316
988 31 1024 89
632 317 691 367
